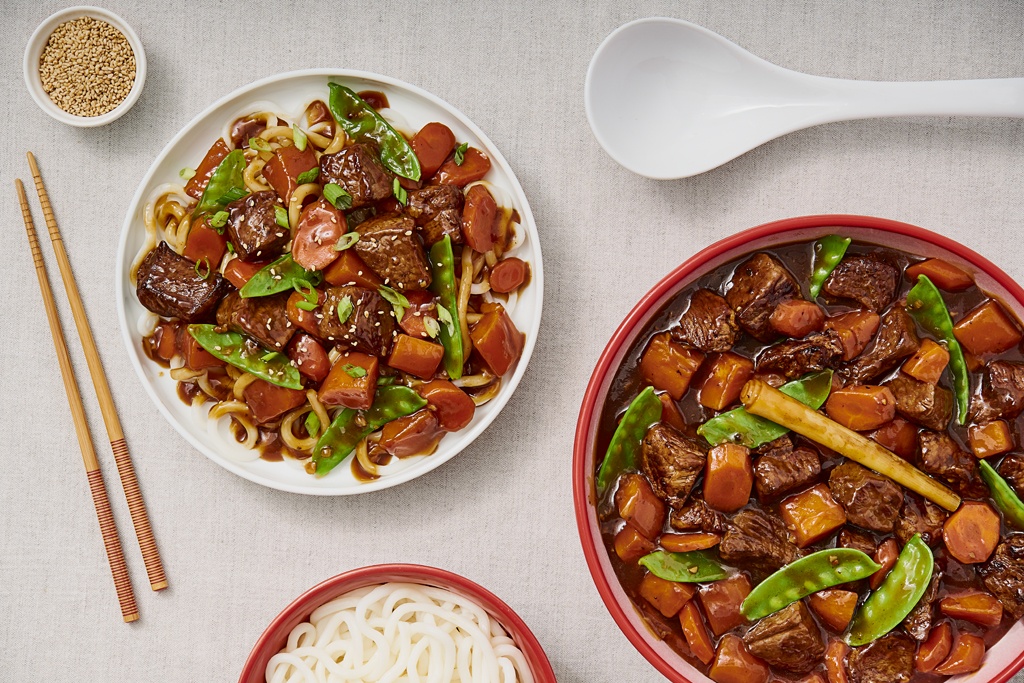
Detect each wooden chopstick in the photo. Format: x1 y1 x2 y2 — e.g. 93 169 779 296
26 152 168 592
16 179 140 622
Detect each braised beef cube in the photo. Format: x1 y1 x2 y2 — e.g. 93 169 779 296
980 534 1024 619
753 447 820 502
828 461 902 533
136 242 232 322
884 372 953 431
669 289 739 353
421 209 463 247
970 361 1024 422
353 213 431 291
639 423 707 506
743 601 824 674
755 329 844 379
902 569 941 640
754 434 794 459
405 184 465 246
226 191 289 262
319 143 393 208
894 495 947 547
838 527 877 556
316 286 396 356
725 253 801 342
215 291 295 351
999 453 1024 497
718 509 799 575
918 430 987 498
847 632 915 683
841 308 920 384
669 499 725 534
823 254 900 313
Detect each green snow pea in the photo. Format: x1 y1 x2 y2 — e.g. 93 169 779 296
848 534 934 646
328 83 421 181
312 385 428 476
596 386 662 495
187 324 302 389
428 235 464 380
741 548 881 620
239 254 322 299
698 370 833 448
193 148 248 218
906 275 969 424
809 235 851 298
979 460 1024 530
638 550 729 583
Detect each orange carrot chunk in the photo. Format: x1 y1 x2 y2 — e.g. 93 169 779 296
943 501 1001 564
901 339 950 384
779 484 847 548
679 601 716 665
698 574 752 636
660 532 722 553
699 353 754 411
658 393 687 432
968 420 1013 459
770 299 825 338
825 385 897 431
870 539 899 590
867 417 918 461
640 333 704 400
916 622 952 673
709 635 770 683
615 474 666 541
934 633 986 675
825 640 850 683
808 589 859 632
639 572 696 618
703 443 753 512
613 525 655 564
953 299 1023 356
939 591 1003 628
824 311 880 361
906 259 974 292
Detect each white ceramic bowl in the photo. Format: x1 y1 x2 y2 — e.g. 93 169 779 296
116 69 542 495
23 6 146 127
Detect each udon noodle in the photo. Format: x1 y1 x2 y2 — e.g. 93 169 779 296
265 583 532 683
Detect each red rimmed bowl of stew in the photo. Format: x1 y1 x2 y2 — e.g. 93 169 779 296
573 215 1024 683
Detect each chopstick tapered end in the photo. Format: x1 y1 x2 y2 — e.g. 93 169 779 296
123 611 140 623
151 580 168 591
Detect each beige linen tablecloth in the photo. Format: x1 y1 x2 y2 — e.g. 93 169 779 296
2 1 1023 681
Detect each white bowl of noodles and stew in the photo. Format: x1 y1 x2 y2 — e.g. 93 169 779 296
116 70 541 494
573 215 1024 683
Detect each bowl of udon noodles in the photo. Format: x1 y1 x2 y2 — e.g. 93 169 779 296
237 564 556 683
116 69 542 495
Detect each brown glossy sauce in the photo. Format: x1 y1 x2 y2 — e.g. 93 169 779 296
596 239 1024 680
357 91 389 111
177 381 203 406
142 325 173 368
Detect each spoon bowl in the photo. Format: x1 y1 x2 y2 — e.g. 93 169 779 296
585 17 1024 179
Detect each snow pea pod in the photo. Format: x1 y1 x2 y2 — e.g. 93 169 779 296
848 534 934 647
809 235 851 298
638 549 728 583
239 254 321 299
979 460 1024 529
698 370 833 448
906 275 969 424
328 83 422 181
596 387 662 494
312 385 427 476
428 235 464 380
187 324 302 389
741 548 880 620
193 148 248 218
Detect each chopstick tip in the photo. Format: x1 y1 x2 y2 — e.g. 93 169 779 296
151 580 168 591
123 612 140 623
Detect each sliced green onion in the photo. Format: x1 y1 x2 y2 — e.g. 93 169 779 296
343 364 367 378
323 183 353 210
249 137 272 153
193 257 212 280
295 300 318 312
337 295 354 324
379 285 409 322
423 316 440 339
377 375 396 386
454 142 468 166
436 304 455 335
332 232 360 252
208 210 229 230
179 167 197 181
294 280 318 304
392 178 408 206
297 167 319 185
304 412 320 436
220 187 248 204
292 124 308 152
275 205 289 229
261 351 284 362
226 242 235 254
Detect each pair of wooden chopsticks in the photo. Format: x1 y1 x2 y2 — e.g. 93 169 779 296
16 152 167 623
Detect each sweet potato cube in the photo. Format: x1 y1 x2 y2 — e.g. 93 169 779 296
939 591 1002 628
779 484 847 547
968 420 1013 459
703 443 753 512
808 589 858 632
698 574 751 636
640 333 704 400
470 303 525 377
615 473 666 540
242 380 306 424
679 601 716 665
906 259 974 292
709 634 770 683
180 329 224 371
639 572 696 618
323 250 383 289
824 310 880 361
824 385 897 431
388 334 444 379
867 417 918 461
954 299 1023 356
699 353 754 411
658 393 687 431
318 352 378 410
902 339 950 384
613 524 655 564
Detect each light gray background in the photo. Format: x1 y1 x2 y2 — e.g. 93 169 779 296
2 1 1023 681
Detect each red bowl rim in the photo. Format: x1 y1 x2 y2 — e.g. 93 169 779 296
572 214 1024 683
237 563 557 683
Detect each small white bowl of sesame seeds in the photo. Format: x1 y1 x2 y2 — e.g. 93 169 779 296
24 6 146 127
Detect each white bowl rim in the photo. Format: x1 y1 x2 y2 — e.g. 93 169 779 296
115 68 544 495
23 5 147 127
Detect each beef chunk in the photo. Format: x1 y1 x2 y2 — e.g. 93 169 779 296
216 291 295 351
669 499 725 534
725 253 801 342
754 434 794 459
136 242 232 322
838 527 877 556
743 601 825 674
353 213 431 290
999 453 1024 496
316 286 396 356
823 254 900 313
639 424 707 505
970 361 1024 422
918 430 987 498
226 191 289 262
828 462 902 533
841 308 920 384
719 509 799 575
884 373 953 431
405 184 464 246
755 329 844 379
319 143 393 208
902 569 941 640
754 447 821 502
669 289 739 353
848 632 915 683
894 495 947 547
980 534 1024 619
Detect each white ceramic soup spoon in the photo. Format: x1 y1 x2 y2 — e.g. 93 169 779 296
585 17 1024 180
